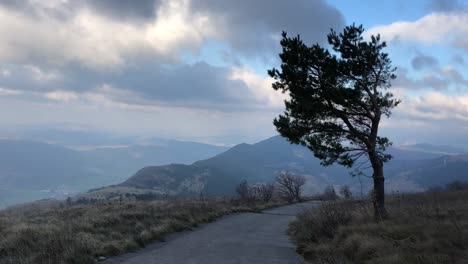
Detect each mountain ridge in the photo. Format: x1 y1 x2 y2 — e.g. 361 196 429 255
119 136 468 198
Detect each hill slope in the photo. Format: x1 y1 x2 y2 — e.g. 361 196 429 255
121 136 468 197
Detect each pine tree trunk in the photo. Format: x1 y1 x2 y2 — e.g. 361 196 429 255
370 153 388 221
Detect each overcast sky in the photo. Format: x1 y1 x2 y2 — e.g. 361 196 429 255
0 0 467 146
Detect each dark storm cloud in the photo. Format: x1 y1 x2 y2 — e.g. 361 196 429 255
190 0 345 56
107 61 262 108
411 55 439 70
0 62 265 110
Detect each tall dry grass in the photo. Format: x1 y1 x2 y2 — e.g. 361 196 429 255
289 190 468 264
0 198 284 264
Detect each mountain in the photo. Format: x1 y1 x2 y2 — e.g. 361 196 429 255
0 139 227 207
85 140 227 168
120 136 468 197
3 135 467 207
396 143 467 156
121 136 336 196
387 154 468 191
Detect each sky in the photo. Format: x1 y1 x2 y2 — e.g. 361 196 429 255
0 0 467 147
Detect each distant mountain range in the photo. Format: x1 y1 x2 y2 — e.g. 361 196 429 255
1 134 468 208
117 136 468 198
0 139 227 207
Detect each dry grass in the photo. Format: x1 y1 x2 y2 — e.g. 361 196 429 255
289 190 468 264
0 198 285 264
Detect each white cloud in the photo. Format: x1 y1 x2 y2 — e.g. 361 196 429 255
228 68 286 109
24 65 61 81
379 89 468 146
0 0 216 70
367 11 468 49
392 91 468 123
0 69 10 77
0 87 279 145
0 87 22 96
45 91 78 102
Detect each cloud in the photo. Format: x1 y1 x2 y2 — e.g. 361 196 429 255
228 67 286 109
428 0 464 12
393 65 468 91
190 0 344 56
0 87 280 145
0 60 284 111
401 92 468 122
367 11 468 50
381 89 468 147
0 0 344 70
45 91 79 102
104 62 276 110
0 69 10 78
1 0 465 146
452 54 465 64
411 55 439 70
0 0 216 70
393 67 447 91
0 87 22 96
24 65 61 82
83 0 160 21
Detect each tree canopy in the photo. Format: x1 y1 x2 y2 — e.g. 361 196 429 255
269 24 400 219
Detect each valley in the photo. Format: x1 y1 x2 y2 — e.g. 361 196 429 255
1 134 467 208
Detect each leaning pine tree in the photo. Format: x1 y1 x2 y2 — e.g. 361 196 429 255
268 24 400 220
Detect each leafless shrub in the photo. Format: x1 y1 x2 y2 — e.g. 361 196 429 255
446 180 468 191
289 202 353 245
339 185 352 199
253 183 275 202
275 172 306 203
321 185 338 201
236 180 251 200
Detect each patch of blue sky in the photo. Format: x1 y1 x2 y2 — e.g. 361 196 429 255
180 40 233 68
328 0 429 28
180 39 277 77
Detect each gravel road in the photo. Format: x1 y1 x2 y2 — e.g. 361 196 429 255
103 201 320 264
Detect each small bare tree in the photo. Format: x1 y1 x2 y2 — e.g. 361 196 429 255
254 183 275 202
339 185 352 199
275 172 306 203
236 180 250 200
321 185 338 201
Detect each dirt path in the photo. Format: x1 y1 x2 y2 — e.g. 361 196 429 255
102 201 319 264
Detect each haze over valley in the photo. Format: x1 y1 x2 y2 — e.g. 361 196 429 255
2 130 467 208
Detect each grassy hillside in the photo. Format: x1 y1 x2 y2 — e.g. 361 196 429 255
289 190 468 263
0 198 286 264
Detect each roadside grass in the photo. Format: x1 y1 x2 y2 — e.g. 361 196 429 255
0 198 287 264
289 190 468 264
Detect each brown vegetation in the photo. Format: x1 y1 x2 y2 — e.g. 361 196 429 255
275 172 306 203
289 189 468 263
0 197 286 264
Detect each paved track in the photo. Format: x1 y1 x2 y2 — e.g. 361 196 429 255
103 201 320 264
